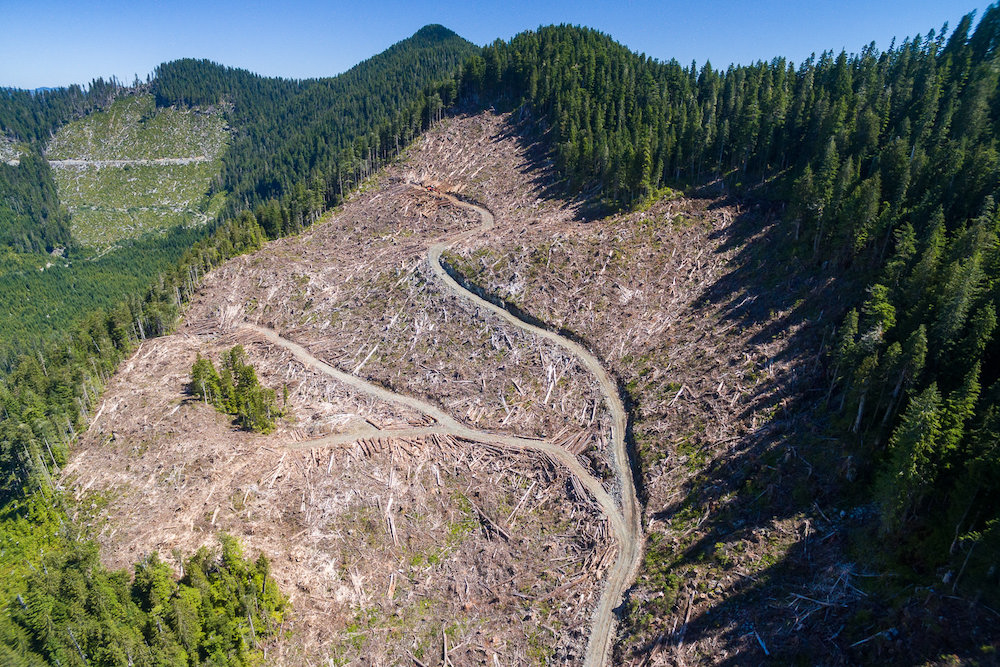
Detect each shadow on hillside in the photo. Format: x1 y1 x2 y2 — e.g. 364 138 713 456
627 202 998 663
471 107 607 222
476 112 875 662
446 107 999 663
638 200 867 663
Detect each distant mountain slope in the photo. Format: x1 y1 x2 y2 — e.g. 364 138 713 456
0 80 120 144
46 94 226 161
0 80 122 252
153 24 480 218
0 25 478 361
0 153 69 253
46 94 228 248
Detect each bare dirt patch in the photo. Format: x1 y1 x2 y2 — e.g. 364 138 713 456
182 125 613 481
63 111 645 664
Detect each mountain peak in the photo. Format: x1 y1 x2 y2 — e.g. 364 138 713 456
411 24 461 42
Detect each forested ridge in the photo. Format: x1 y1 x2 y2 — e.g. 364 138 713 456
0 80 121 143
0 153 72 253
0 26 481 664
153 24 478 231
0 209 287 664
0 25 477 362
0 80 123 253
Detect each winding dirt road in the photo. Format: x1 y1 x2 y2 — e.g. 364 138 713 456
429 194 643 666
240 190 642 666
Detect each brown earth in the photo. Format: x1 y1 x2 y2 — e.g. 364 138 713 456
182 148 614 480
428 112 867 664
433 112 999 665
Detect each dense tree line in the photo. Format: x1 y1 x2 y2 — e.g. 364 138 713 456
0 224 213 369
1 534 285 666
449 11 1000 594
0 26 477 361
191 346 284 434
1 8 997 654
0 154 72 252
0 211 272 663
0 79 121 143
0 28 479 663
0 209 264 499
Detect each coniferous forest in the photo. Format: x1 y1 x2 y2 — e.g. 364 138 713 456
0 8 999 663
0 27 481 664
152 24 478 230
0 26 475 362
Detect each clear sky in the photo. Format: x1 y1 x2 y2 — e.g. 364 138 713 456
0 0 992 89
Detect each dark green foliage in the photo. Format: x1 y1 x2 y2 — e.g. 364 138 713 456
0 27 478 362
0 32 473 659
0 80 121 143
0 209 277 663
0 154 73 253
0 80 122 255
0 210 265 501
0 225 204 368
445 12 1000 594
2 534 285 666
0 29 474 663
191 346 282 434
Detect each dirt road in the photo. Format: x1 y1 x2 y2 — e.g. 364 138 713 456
241 190 642 666
245 323 625 540
427 193 642 667
48 157 210 167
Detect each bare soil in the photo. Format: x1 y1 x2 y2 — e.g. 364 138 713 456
428 112 868 664
183 146 613 479
65 109 991 665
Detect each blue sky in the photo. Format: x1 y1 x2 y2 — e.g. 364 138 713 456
0 0 991 89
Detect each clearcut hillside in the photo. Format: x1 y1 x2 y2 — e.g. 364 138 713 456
47 94 228 249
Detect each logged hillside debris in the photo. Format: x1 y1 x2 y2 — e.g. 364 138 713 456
0 136 25 165
434 115 842 663
46 94 227 248
66 329 612 664
65 112 642 664
183 153 612 479
12 9 1000 664
419 111 999 663
61 91 1000 663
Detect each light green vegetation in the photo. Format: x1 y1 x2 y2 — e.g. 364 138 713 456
54 162 226 246
0 138 27 164
45 94 226 160
46 94 227 249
